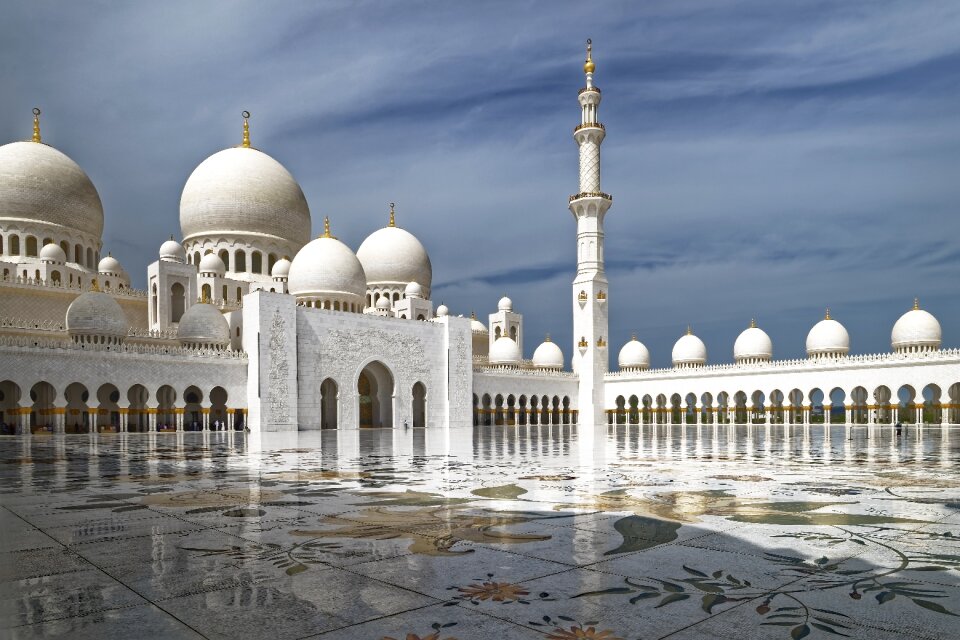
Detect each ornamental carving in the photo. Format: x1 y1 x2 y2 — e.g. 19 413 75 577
268 308 290 423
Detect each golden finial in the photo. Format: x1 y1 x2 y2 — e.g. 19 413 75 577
750 318 757 329
31 108 41 143
545 333 551 342
470 311 476 320
913 297 919 311
90 278 100 292
584 38 595 74
825 308 831 320
321 216 332 238
631 333 637 341
686 325 692 336
241 111 251 148
388 202 396 227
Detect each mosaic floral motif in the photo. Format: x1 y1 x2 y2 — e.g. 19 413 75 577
382 621 458 640
446 573 554 606
572 525 960 637
528 615 625 640
181 536 345 576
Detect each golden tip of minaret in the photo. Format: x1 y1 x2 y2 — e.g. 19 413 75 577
913 297 920 311
31 107 41 143
825 308 831 320
241 110 251 148
583 38 595 73
388 202 396 227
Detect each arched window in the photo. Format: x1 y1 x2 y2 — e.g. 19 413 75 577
236 287 242 303
510 326 517 340
151 283 158 325
25 236 38 257
251 251 262 274
42 237 52 246
170 282 185 323
74 244 82 263
86 247 93 268
0 236 4 254
222 285 227 301
201 283 212 300
218 249 230 271
235 250 246 272
192 251 200 266
60 240 69 256
268 253 277 274
10 236 19 255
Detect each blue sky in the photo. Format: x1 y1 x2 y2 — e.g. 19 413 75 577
2 1 958 367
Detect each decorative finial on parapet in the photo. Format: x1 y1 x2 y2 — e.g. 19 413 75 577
825 308 831 320
241 111 251 148
913 297 919 311
322 216 332 238
584 39 595 74
388 202 396 227
32 108 41 143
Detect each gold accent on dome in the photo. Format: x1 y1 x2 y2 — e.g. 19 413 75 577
750 318 757 329
583 38 595 74
31 108 41 143
825 308 831 320
321 216 333 238
913 297 919 311
631 333 637 341
388 202 396 227
545 333 551 342
686 325 692 336
241 111 251 148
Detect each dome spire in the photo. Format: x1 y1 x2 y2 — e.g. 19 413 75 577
388 202 396 227
750 318 757 329
825 307 831 320
241 110 251 148
545 333 552 342
686 325 692 336
584 38 595 75
31 108 41 143
913 297 920 311
321 216 335 239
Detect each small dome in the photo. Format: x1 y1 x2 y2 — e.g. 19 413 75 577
672 328 707 367
806 310 849 357
39 243 66 264
66 290 127 342
177 303 230 348
288 235 367 301
436 304 449 318
489 335 521 366
271 258 291 279
404 281 424 299
618 337 650 370
0 141 104 242
198 252 226 276
98 254 124 275
892 300 941 352
734 321 773 363
179 147 311 249
532 337 564 370
375 297 391 311
356 216 432 297
498 296 513 312
159 238 186 262
470 314 487 334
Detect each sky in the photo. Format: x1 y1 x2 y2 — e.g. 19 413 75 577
2 0 958 367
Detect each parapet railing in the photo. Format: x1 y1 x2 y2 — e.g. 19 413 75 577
0 335 247 359
0 317 65 332
0 274 147 298
604 348 960 380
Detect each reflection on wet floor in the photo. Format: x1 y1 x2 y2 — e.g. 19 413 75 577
1 425 959 640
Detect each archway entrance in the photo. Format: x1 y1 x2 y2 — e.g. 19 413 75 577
412 382 426 428
357 361 394 428
320 378 338 429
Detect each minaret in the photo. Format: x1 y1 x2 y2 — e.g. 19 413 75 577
570 39 612 427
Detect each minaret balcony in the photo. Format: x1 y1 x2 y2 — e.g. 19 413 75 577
578 86 601 95
574 122 605 133
569 191 612 203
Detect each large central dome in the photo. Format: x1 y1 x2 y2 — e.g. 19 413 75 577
179 146 311 247
0 140 104 240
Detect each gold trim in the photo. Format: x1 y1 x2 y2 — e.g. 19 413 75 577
241 110 251 148
31 107 41 143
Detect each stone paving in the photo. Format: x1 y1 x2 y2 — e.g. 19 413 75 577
1 424 959 639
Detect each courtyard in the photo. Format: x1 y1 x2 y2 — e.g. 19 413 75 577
1 424 959 639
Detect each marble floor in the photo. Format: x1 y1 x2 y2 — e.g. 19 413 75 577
1 424 959 640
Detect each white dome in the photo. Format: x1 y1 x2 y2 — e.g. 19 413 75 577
498 296 513 311
198 252 226 276
177 303 230 347
66 291 127 341
806 312 849 357
404 281 424 299
436 304 449 317
356 221 432 296
271 258 291 278
470 315 487 334
375 297 391 311
532 338 564 370
618 337 650 370
288 235 367 300
179 146 311 248
734 322 773 362
159 238 186 262
98 254 123 275
39 243 66 264
892 302 941 352
489 335 521 366
672 329 707 367
0 141 104 240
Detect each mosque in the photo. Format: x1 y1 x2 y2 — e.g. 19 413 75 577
0 43 957 435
